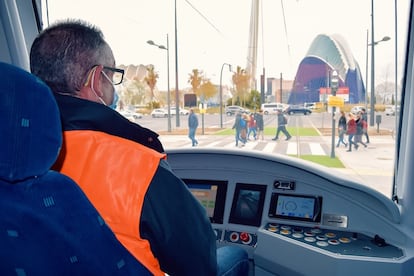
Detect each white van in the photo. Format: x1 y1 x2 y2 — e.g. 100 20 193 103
261 102 287 115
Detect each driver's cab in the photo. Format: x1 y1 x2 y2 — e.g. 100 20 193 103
2 1 414 275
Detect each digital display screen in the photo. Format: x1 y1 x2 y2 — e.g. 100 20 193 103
229 183 267 227
183 179 227 224
269 193 322 222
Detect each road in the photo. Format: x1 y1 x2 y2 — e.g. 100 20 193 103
135 111 397 134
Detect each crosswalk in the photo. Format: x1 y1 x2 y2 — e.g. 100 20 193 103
159 135 333 156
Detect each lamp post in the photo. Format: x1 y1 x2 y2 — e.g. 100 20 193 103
369 0 391 126
147 35 171 132
219 63 232 128
174 0 180 127
330 70 339 159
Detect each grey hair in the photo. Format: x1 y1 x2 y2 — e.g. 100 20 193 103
30 19 114 94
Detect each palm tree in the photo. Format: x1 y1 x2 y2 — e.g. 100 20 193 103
188 69 203 97
232 66 250 106
144 64 159 109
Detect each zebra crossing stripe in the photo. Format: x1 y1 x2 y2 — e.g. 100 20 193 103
309 142 326 155
208 140 224 147
163 136 328 156
287 142 297 155
262 142 276 154
243 141 257 149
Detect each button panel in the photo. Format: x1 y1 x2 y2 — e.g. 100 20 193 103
264 223 403 258
223 230 257 247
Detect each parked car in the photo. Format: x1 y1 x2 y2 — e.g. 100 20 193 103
170 106 190 115
261 102 288 115
151 108 169 118
385 105 400 116
225 105 246 116
304 102 316 109
285 105 312 115
119 110 142 121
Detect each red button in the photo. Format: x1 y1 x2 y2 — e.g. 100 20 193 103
240 232 250 243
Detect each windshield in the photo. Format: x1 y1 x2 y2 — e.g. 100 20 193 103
44 0 411 198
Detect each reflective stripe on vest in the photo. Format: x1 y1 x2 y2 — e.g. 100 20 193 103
56 130 166 276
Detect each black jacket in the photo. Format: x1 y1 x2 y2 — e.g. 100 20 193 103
54 93 164 153
53 94 217 276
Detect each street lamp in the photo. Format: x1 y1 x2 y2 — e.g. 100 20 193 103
368 35 390 126
219 63 232 128
147 35 171 132
330 70 339 159
174 0 180 127
369 0 391 126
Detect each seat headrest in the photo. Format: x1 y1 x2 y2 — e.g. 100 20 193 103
0 62 62 182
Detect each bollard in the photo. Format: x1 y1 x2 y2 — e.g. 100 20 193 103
376 114 382 134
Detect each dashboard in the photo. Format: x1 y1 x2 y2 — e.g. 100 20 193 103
166 148 410 276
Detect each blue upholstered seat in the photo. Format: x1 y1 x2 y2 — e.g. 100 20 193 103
0 62 150 275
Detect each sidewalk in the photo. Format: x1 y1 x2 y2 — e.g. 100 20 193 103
326 135 396 197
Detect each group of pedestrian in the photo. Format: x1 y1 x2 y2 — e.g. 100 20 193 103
337 108 370 152
232 110 264 147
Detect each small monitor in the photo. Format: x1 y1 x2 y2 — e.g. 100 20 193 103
268 193 322 222
183 179 227 224
229 183 267 227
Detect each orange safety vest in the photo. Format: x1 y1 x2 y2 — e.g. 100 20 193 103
55 130 166 276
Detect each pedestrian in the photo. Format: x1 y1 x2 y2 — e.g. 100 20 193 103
247 112 257 140
361 108 370 143
30 19 248 276
346 113 358 152
255 110 265 140
232 111 246 147
272 110 291 141
336 111 348 147
355 112 368 149
188 108 199 146
240 113 249 143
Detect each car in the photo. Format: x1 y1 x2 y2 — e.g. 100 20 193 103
151 108 169 118
119 110 142 121
170 107 190 115
350 105 365 115
385 105 400 116
304 102 316 109
261 102 288 115
285 105 312 115
225 105 245 116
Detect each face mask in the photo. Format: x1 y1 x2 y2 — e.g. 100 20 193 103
109 88 119 110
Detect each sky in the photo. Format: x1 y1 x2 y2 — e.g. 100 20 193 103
44 0 410 91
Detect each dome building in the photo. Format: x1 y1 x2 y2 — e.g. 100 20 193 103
288 34 365 104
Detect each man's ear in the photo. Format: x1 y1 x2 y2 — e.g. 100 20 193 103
90 65 104 97
79 65 104 102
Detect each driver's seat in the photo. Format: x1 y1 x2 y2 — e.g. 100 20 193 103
0 62 150 275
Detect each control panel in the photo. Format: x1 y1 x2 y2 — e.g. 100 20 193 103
263 222 403 258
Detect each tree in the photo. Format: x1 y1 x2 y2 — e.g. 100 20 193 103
188 69 218 104
123 78 147 106
232 66 250 107
144 64 159 109
199 80 217 102
188 69 203 96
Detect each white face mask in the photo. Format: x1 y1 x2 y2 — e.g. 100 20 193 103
101 70 119 109
109 89 119 110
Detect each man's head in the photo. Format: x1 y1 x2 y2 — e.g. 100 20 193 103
30 19 123 106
